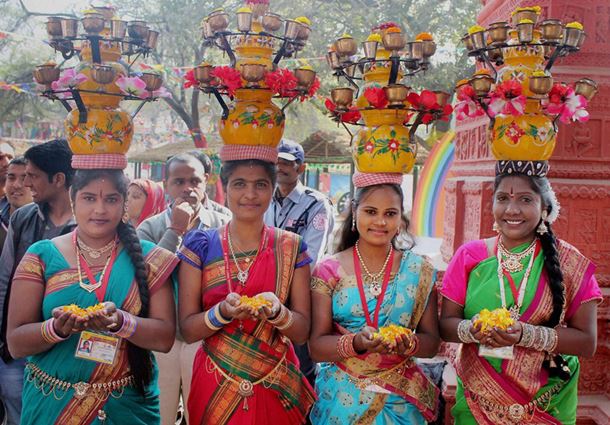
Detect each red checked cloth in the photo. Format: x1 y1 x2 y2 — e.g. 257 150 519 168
352 172 403 188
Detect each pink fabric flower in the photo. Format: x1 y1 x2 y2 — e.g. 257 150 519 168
51 68 88 91
546 84 589 123
142 86 172 99
116 76 147 97
488 80 526 118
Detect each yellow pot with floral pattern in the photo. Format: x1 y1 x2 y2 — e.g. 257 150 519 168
491 113 556 160
65 107 133 155
76 62 127 109
219 88 284 147
354 109 416 173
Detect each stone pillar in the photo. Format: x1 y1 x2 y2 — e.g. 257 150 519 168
441 0 610 423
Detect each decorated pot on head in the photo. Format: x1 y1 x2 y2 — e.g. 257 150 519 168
455 6 594 168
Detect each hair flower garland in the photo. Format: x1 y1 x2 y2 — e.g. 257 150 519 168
487 79 526 117
545 83 589 123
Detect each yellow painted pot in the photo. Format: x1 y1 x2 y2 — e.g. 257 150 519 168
234 22 274 79
354 109 416 173
491 113 556 161
499 29 544 99
65 107 133 155
76 62 127 109
219 89 284 147
356 46 406 109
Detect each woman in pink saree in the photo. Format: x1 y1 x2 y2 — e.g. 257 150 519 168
440 162 602 425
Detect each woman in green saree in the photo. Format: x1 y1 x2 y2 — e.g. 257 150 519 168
440 162 601 425
7 169 178 425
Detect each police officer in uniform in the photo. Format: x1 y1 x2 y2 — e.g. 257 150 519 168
264 139 334 387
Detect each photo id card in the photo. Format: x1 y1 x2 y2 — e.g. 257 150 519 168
75 331 120 365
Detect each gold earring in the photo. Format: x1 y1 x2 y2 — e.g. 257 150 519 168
492 221 500 233
537 211 549 235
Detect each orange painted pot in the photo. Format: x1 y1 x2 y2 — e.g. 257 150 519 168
219 89 284 147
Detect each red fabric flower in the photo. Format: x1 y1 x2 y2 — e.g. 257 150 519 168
307 77 320 98
183 69 197 89
457 85 477 101
211 66 242 97
325 98 362 124
548 83 570 105
409 90 452 124
364 86 388 109
265 68 298 97
495 79 522 99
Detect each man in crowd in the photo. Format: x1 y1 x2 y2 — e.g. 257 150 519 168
137 152 230 425
0 139 75 425
0 157 33 252
264 139 334 387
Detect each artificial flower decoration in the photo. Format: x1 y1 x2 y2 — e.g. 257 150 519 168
366 33 383 42
468 25 485 35
372 21 400 31
408 90 453 124
565 21 584 30
488 79 527 117
265 67 298 97
294 16 312 26
546 83 589 123
303 76 320 100
142 86 172 99
324 98 361 123
385 27 402 34
51 68 88 91
455 85 485 120
512 5 541 14
183 69 198 89
211 66 243 97
373 324 413 345
116 76 147 97
415 32 434 41
364 86 388 109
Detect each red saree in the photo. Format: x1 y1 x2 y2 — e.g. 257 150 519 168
184 227 315 425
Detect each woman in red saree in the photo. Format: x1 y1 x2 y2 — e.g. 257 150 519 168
127 179 165 226
177 159 315 425
440 162 602 425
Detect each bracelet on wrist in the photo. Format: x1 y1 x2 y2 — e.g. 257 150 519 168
40 318 69 344
337 333 358 359
109 310 137 339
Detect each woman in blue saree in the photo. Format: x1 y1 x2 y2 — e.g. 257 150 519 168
7 169 178 425
309 176 441 424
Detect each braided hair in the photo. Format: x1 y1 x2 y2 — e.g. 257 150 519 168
493 174 564 327
70 169 152 393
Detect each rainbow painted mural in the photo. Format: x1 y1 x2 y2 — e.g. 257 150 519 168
411 130 455 238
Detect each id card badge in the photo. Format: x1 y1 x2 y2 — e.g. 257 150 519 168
75 331 120 365
478 344 514 360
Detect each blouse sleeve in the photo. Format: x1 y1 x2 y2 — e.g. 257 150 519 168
295 238 313 269
142 242 179 296
310 257 341 297
565 273 603 320
12 241 49 286
440 240 488 307
177 229 211 270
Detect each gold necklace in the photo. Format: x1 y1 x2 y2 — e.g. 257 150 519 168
498 238 536 273
355 241 393 297
76 244 114 293
77 236 115 259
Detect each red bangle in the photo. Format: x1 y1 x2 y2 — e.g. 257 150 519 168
337 333 358 359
